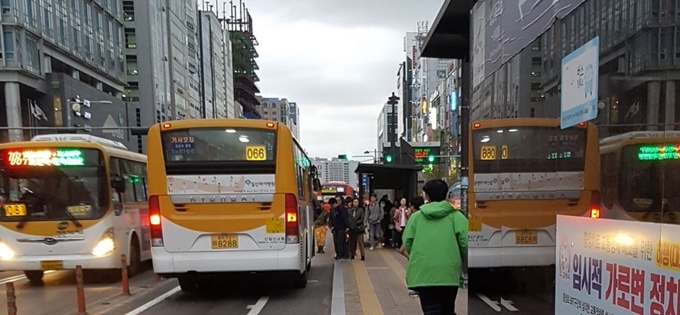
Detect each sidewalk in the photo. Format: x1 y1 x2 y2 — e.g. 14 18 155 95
336 245 468 315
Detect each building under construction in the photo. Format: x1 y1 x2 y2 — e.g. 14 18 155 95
223 1 261 119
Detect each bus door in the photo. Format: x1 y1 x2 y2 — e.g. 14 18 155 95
157 128 287 253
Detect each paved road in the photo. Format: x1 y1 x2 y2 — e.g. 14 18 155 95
103 252 334 315
0 262 167 315
468 267 555 314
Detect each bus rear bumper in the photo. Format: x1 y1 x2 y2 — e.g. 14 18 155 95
0 253 119 271
469 246 555 268
151 244 304 277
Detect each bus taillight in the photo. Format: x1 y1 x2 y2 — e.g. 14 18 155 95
285 193 299 244
149 196 164 246
590 191 601 219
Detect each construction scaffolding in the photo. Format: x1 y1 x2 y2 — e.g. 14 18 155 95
222 0 261 117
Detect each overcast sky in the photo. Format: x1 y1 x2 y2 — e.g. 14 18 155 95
237 1 445 160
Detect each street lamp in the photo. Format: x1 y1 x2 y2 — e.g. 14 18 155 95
364 149 380 163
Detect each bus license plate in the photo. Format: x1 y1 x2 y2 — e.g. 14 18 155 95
4 204 26 217
211 234 238 249
515 230 538 245
40 260 64 271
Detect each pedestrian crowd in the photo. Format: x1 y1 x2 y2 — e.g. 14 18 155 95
312 179 468 315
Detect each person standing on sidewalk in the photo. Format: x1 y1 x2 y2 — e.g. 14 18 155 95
393 198 411 249
401 179 468 315
329 197 352 261
313 203 330 254
348 198 366 261
366 193 384 251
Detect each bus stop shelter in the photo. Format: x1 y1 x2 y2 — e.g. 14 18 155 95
355 164 422 201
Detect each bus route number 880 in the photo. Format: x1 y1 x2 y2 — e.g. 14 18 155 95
246 146 267 161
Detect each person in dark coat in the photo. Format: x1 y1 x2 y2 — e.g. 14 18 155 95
329 197 352 260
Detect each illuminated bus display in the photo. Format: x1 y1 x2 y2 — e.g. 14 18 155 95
637 145 680 161
5 149 85 167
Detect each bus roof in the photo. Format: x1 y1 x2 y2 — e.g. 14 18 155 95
599 131 680 147
471 118 593 129
31 134 128 150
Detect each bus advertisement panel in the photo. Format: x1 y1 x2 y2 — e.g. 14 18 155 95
0 135 150 283
468 118 600 269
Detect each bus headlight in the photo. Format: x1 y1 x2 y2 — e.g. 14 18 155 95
92 229 115 257
0 242 15 260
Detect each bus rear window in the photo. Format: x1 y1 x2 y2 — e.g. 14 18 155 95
472 127 586 173
162 128 277 163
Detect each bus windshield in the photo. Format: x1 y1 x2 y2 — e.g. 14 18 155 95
472 127 586 173
618 143 680 212
161 128 277 163
0 148 109 222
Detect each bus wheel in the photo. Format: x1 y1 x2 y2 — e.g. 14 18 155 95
24 270 44 284
291 271 307 289
178 277 199 292
127 235 141 277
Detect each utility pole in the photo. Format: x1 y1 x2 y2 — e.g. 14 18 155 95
387 92 400 164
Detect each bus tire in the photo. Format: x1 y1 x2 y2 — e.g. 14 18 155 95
24 270 44 284
178 277 199 292
127 234 141 277
291 271 307 289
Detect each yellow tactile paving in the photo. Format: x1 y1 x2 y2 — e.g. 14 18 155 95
352 259 386 315
379 249 407 286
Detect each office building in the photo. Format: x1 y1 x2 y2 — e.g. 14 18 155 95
198 9 236 118
259 98 300 139
312 157 360 188
123 0 201 136
471 0 679 138
0 0 134 147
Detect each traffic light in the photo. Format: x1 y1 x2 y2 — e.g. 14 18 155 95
427 154 435 163
384 154 393 163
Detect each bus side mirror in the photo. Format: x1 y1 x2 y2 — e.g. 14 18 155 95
111 175 126 193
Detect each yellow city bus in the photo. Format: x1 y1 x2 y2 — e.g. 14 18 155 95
0 134 151 283
468 118 600 269
144 119 320 291
599 131 680 223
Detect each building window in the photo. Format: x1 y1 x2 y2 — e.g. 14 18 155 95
3 31 14 60
1 0 11 16
124 28 136 49
126 55 138 75
124 82 140 102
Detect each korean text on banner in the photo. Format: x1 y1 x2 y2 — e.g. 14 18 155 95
555 215 680 315
560 36 599 129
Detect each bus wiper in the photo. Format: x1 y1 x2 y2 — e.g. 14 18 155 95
62 208 83 228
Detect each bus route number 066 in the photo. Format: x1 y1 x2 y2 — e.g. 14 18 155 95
246 146 267 161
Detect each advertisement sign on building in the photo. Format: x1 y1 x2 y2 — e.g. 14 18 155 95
472 0 588 87
556 216 680 315
560 36 599 129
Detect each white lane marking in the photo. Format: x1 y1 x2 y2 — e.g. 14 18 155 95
477 293 502 312
501 298 519 311
0 270 55 285
307 279 318 283
124 285 181 315
246 296 269 315
330 261 345 315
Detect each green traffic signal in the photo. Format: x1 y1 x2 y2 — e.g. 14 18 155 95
385 155 393 163
427 155 435 162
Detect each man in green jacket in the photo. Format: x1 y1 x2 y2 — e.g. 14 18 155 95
402 179 468 315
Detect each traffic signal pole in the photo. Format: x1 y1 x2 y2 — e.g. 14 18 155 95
387 92 400 164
